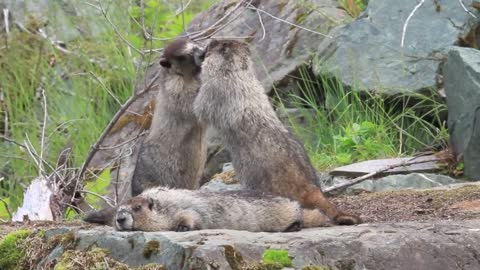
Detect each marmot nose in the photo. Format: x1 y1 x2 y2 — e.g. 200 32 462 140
117 216 126 224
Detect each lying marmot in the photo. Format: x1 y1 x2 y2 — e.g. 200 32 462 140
131 38 208 196
115 187 330 232
193 40 361 225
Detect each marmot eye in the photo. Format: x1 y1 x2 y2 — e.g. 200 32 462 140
133 205 142 212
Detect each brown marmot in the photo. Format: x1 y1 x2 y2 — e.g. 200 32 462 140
131 38 208 196
115 187 330 232
193 40 361 225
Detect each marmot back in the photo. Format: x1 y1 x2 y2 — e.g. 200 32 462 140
115 187 329 232
194 40 361 225
131 38 207 196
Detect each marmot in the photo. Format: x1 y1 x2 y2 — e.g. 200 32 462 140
193 40 361 225
115 187 330 232
131 38 208 196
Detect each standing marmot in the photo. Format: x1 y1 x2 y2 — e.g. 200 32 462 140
193 40 361 225
131 38 208 196
115 187 330 232
85 38 207 225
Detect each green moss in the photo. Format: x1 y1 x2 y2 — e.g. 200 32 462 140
48 232 76 249
143 240 160 259
54 248 129 270
223 245 245 270
262 249 292 267
303 265 331 270
135 263 167 270
0 229 32 270
244 262 284 270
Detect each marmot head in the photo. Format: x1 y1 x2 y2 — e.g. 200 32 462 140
115 196 168 231
159 38 205 77
203 40 251 72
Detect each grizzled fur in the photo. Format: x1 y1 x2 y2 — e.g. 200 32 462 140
131 38 207 196
114 187 330 232
193 40 361 225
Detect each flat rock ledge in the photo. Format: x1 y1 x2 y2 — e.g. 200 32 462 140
41 219 480 270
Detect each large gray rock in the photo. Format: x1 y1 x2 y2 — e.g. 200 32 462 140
41 220 480 270
187 0 349 93
445 46 480 180
316 0 478 94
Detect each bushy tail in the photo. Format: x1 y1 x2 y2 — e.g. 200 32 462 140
302 209 332 228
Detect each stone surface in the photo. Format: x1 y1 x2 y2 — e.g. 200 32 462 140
332 173 465 193
445 46 480 180
315 0 478 94
188 0 349 93
38 219 480 270
330 155 440 177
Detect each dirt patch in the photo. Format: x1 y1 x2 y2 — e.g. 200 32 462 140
331 184 480 223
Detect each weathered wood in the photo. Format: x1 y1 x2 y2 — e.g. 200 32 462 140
330 155 440 177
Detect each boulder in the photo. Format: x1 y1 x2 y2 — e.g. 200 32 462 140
187 0 349 92
37 219 480 270
444 46 480 180
315 0 478 94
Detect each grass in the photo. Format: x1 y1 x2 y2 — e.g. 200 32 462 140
278 66 448 171
0 0 214 219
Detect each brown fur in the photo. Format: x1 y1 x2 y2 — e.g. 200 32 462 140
131 38 207 196
114 187 330 232
193 40 361 225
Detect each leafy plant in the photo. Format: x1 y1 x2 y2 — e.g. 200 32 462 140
279 66 448 170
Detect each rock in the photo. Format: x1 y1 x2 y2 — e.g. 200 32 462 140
315 0 478 94
187 0 349 93
37 219 480 269
444 46 480 180
200 180 242 192
330 155 441 177
331 173 465 193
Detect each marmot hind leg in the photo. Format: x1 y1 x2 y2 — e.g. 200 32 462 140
302 188 362 225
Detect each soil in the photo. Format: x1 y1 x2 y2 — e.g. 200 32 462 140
331 184 480 223
1 184 479 239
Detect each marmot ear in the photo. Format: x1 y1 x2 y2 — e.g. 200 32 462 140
159 58 171 68
147 197 154 210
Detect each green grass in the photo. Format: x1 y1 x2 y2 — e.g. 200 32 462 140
0 0 214 219
278 66 448 170
262 249 292 268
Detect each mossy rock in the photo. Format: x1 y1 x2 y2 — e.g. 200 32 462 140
0 229 32 270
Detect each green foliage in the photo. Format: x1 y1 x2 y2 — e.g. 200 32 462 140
281 67 448 170
262 249 292 268
0 229 31 270
0 0 214 219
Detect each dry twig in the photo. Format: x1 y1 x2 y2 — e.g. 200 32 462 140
401 0 425 48
325 157 443 194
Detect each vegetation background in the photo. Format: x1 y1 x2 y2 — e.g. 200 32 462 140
0 0 448 221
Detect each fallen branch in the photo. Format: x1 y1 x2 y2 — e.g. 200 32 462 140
77 72 160 183
324 157 443 194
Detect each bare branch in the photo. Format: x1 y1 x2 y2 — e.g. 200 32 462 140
39 89 48 176
96 0 143 55
324 157 443 194
77 72 160 182
88 72 122 106
77 190 115 207
457 0 477 18
246 4 333 39
401 0 425 48
0 135 26 149
256 8 266 41
2 9 9 34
